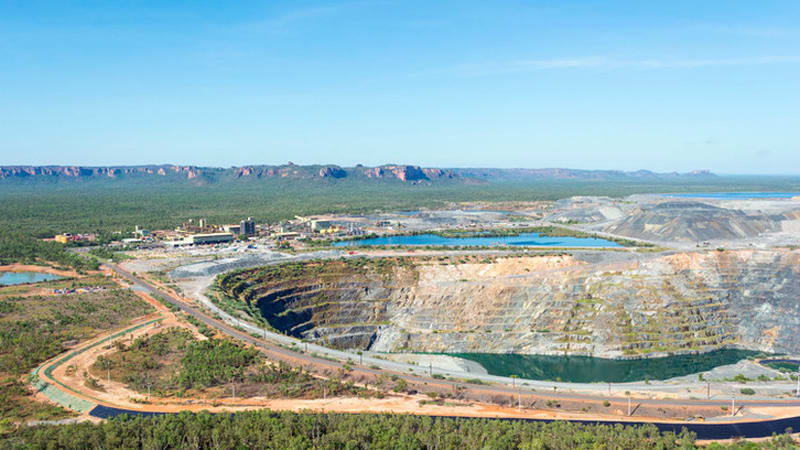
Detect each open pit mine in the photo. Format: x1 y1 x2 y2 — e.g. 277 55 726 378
217 249 800 360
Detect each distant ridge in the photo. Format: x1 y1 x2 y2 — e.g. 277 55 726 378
0 163 714 185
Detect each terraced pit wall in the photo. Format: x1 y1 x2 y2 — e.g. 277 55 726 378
217 250 800 359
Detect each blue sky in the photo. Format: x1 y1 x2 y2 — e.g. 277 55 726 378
1 1 799 174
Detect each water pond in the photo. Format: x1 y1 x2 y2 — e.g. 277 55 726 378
334 232 620 248
667 192 800 199
0 271 63 286
450 349 763 383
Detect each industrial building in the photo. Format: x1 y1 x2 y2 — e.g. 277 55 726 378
239 217 255 236
311 220 332 232
186 232 234 245
222 224 241 234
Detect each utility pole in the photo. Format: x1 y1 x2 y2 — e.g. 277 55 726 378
142 373 153 400
731 396 735 417
796 370 800 398
627 395 631 416
707 381 710 400
429 362 432 376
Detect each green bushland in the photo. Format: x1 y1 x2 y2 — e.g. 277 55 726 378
87 247 132 263
4 409 798 449
4 176 800 238
182 314 216 338
0 233 98 272
91 329 373 399
0 289 153 422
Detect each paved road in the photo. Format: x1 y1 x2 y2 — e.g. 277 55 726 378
105 261 800 412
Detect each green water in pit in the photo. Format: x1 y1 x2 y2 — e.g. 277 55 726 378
450 349 765 383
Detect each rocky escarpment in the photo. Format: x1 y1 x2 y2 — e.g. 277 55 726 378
0 164 205 180
218 250 800 358
0 163 459 184
1 164 714 185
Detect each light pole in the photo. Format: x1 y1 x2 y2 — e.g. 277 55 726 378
142 372 153 400
106 362 111 386
625 391 631 416
796 370 799 398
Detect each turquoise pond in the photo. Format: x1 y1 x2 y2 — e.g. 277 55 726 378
0 271 63 286
450 350 763 383
667 192 800 199
333 232 620 248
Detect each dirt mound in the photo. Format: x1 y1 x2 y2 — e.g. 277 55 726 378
603 201 779 242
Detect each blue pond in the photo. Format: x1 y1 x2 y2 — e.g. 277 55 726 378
0 271 63 286
668 192 800 199
334 232 620 248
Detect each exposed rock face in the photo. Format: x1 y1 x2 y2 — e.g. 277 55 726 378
0 165 201 180
360 165 442 181
1 164 709 185
0 164 459 183
603 201 779 242
389 165 427 181
219 250 800 358
318 166 347 178
448 168 715 181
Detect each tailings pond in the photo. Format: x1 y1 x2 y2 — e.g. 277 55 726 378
334 232 620 248
451 350 763 383
667 192 800 199
0 271 63 286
